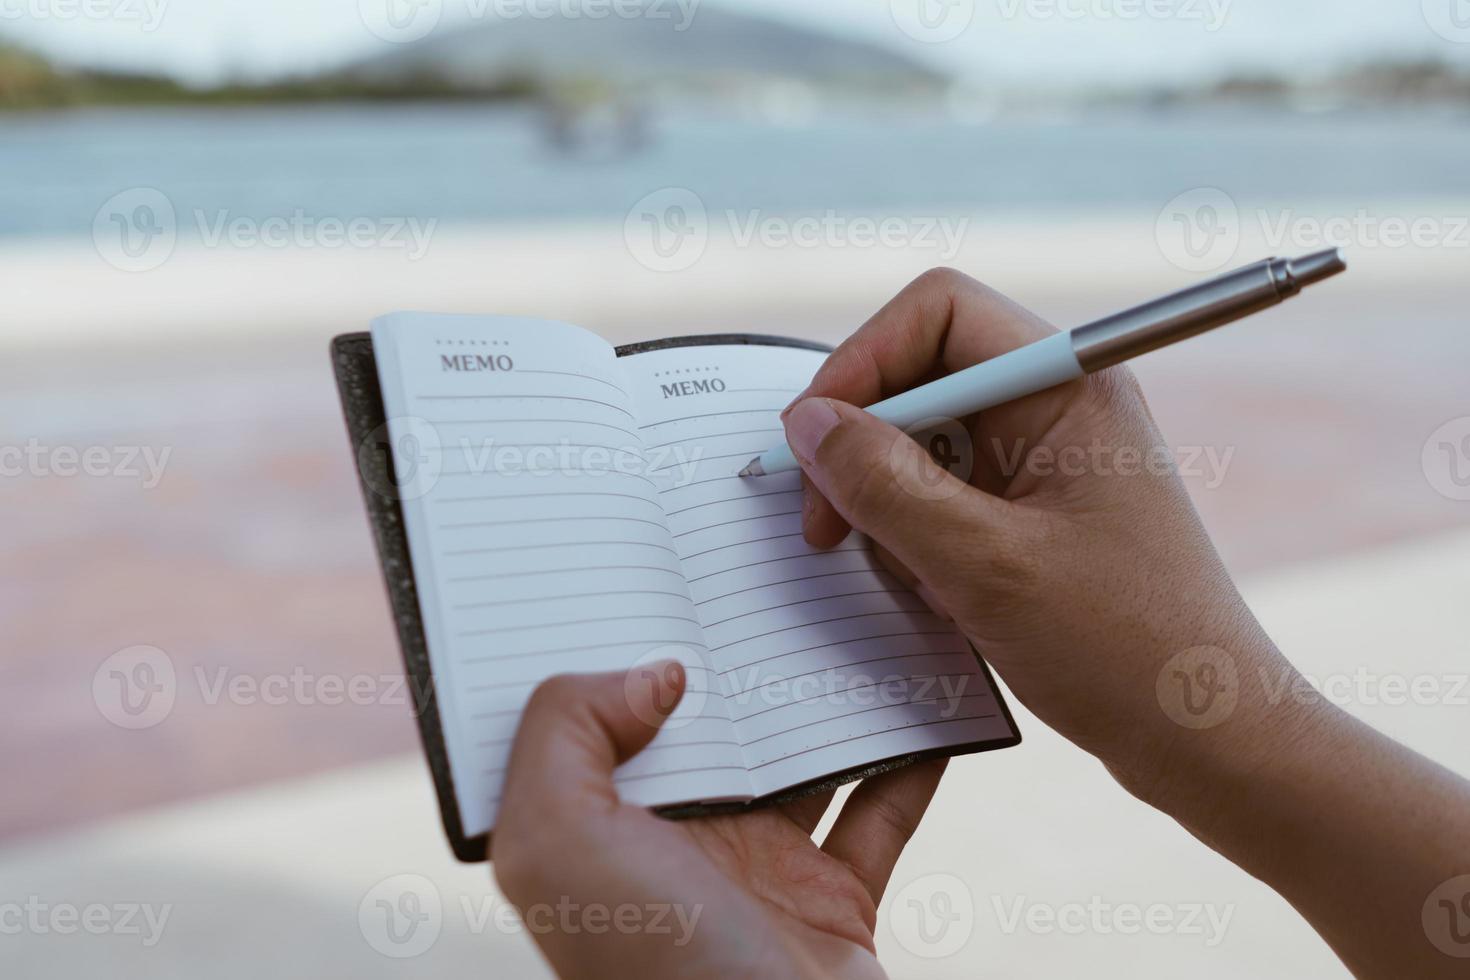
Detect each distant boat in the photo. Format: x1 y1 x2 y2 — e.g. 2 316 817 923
538 94 650 158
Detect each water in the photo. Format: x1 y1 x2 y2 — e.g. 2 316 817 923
2 102 1468 239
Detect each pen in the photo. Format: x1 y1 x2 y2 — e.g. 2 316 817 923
739 249 1348 478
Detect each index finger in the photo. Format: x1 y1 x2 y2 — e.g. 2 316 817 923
802 267 1060 410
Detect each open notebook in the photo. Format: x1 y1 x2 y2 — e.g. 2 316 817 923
333 314 1019 861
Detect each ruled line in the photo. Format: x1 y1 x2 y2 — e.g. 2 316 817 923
458 613 703 638
697 568 893 606
708 609 941 652
703 589 918 629
682 532 807 562
672 510 803 539
435 491 660 508
650 450 765 473
461 638 702 666
639 407 788 430
418 393 635 420
447 565 684 584
726 652 975 697
428 418 641 440
452 589 690 611
716 631 959 675
516 369 630 396
666 489 801 517
438 515 667 532
444 540 678 558
646 427 782 451
734 673 975 723
746 711 999 767
685 547 869 584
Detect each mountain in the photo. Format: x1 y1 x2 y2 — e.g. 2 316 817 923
341 4 950 98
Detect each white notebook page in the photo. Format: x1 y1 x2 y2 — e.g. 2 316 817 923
372 314 752 838
622 343 1016 798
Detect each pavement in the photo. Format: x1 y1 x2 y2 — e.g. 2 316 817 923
2 527 1467 979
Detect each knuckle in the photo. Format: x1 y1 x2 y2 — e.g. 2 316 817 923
1081 365 1148 421
912 266 975 299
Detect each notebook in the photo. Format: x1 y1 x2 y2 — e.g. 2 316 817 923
332 313 1020 862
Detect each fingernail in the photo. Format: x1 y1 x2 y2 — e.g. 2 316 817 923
784 398 841 465
780 386 812 420
915 584 953 622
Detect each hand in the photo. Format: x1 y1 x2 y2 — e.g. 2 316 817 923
492 663 943 980
781 268 1470 979
780 267 1295 796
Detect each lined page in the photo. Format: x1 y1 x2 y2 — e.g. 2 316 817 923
372 314 751 838
621 342 1017 799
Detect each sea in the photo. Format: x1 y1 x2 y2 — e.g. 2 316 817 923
1 101 1468 239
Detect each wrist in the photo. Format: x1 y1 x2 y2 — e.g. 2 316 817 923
1106 635 1333 844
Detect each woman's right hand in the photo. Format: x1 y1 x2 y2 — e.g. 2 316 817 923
781 268 1470 979
780 267 1299 802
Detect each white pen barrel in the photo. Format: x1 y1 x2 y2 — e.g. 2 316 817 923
867 330 1083 431
763 331 1083 475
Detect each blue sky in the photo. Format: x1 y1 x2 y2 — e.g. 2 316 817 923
2 0 1466 86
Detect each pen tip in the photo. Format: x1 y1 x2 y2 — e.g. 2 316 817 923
738 458 764 478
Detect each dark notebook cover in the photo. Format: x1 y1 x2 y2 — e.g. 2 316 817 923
332 330 1021 863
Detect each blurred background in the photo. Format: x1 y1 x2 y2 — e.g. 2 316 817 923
3 1 1467 976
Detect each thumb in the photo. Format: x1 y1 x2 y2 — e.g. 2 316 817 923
783 397 1016 592
497 662 686 827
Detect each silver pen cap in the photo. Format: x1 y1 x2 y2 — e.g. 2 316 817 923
1071 249 1347 373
